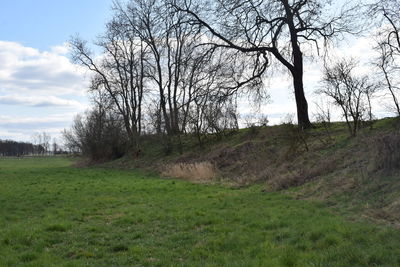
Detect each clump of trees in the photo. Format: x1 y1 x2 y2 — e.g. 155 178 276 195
63 98 128 160
63 0 400 160
66 0 257 160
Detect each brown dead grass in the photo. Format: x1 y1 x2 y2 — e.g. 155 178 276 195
371 131 400 171
266 149 342 191
162 161 217 182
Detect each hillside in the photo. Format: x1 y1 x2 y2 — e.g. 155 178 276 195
105 117 400 225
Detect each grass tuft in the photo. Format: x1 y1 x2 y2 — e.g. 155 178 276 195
45 224 68 232
111 244 129 252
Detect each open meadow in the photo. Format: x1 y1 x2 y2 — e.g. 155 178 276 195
1 157 400 266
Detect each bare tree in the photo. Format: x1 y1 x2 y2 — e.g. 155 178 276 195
52 138 59 155
374 42 400 116
62 115 85 154
370 0 400 55
172 0 360 128
370 1 400 116
41 132 51 155
113 0 185 135
319 58 379 137
32 132 51 155
70 11 148 152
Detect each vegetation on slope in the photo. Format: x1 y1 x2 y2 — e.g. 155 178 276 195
1 157 400 266
106 117 400 225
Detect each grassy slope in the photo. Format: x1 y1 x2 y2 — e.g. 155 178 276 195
1 157 400 266
109 117 400 224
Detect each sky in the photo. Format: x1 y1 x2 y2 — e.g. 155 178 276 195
0 0 113 142
0 0 395 143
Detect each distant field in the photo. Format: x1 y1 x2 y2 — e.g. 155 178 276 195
1 158 400 266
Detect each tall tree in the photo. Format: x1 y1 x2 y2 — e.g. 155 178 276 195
371 0 400 116
374 42 400 116
70 14 148 151
173 0 359 128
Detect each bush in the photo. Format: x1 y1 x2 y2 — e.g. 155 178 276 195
63 109 129 161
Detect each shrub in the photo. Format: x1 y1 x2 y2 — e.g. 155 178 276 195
63 109 128 161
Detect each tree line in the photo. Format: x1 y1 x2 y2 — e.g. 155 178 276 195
0 140 44 157
0 132 66 157
63 0 400 160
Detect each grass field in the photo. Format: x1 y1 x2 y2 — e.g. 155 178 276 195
1 158 400 266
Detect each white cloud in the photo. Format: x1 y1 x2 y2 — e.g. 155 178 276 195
0 113 77 127
0 95 83 108
0 130 31 141
0 113 80 142
50 43 70 55
0 41 88 96
0 41 90 141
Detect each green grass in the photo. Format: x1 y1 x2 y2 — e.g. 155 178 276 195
1 158 400 266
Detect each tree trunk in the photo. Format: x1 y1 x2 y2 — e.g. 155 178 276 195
292 72 312 129
283 0 312 129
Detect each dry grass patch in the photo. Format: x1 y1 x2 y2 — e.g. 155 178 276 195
162 161 217 182
371 131 400 172
266 151 342 191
